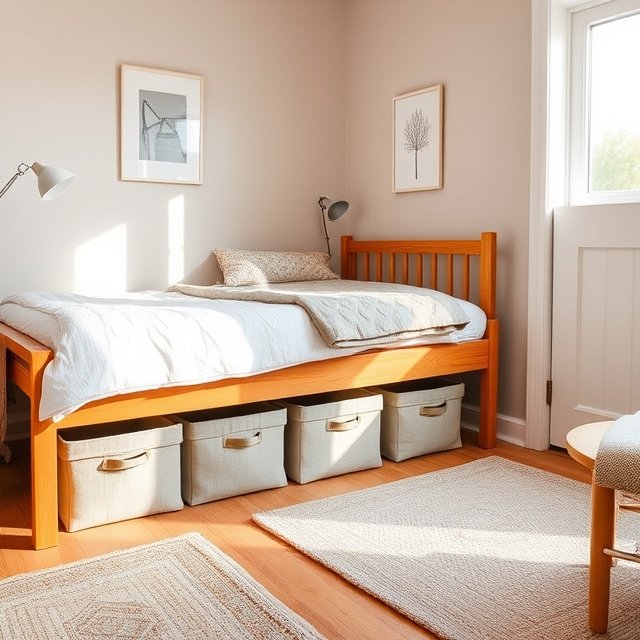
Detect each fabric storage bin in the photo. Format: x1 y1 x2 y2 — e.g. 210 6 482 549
369 379 464 461
279 389 383 484
177 402 288 505
57 417 183 532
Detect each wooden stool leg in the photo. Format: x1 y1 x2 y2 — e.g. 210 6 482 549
589 482 616 633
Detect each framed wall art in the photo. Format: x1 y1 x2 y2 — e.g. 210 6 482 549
120 64 203 184
393 84 443 192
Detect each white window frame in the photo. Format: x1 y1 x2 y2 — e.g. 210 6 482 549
528 0 635 451
569 0 640 205
529 0 640 453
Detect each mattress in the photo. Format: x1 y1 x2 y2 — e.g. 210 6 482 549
0 290 486 422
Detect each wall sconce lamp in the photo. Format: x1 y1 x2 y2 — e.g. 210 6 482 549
318 195 349 256
0 162 75 201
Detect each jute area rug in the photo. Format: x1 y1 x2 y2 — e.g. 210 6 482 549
0 532 323 640
253 456 640 640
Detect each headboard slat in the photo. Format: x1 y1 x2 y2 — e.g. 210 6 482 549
446 254 454 295
363 252 370 281
463 254 470 300
430 254 438 290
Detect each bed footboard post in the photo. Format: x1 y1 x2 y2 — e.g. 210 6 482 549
29 351 59 549
479 232 497 319
341 236 354 279
479 318 499 448
31 420 59 549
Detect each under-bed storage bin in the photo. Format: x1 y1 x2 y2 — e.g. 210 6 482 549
57 417 183 532
177 402 288 505
280 389 383 484
370 379 464 461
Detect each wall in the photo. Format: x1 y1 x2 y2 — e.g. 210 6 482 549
2 0 531 438
0 0 347 298
344 0 532 430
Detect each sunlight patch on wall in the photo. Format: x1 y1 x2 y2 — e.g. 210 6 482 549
168 194 185 285
73 224 127 294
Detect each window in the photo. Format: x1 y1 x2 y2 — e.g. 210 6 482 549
570 0 640 204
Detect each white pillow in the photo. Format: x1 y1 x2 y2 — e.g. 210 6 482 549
214 248 339 286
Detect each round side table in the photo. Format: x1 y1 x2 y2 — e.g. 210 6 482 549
566 421 614 471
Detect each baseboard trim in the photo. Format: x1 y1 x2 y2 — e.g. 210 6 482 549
461 403 526 448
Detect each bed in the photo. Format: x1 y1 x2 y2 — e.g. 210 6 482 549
0 233 498 550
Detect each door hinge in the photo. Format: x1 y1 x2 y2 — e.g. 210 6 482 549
546 380 552 406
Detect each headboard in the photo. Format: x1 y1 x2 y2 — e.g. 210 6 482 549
340 232 496 319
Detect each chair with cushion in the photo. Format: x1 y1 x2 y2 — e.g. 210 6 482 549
566 418 640 633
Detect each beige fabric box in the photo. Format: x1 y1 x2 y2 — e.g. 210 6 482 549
370 379 464 462
280 389 383 484
177 402 288 505
57 417 183 532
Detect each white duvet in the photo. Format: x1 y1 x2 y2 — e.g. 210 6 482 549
0 290 486 422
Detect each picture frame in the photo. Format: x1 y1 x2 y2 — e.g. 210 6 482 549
393 84 443 192
120 64 203 184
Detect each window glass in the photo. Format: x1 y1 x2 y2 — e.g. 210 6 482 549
588 11 640 194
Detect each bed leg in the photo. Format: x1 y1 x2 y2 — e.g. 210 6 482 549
31 419 59 549
479 318 499 449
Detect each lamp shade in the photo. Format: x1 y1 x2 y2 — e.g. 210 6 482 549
31 162 76 201
319 196 349 221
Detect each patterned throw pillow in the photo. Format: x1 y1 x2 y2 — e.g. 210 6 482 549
214 248 339 286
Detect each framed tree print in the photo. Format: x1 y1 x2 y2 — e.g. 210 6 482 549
120 64 203 184
393 84 443 192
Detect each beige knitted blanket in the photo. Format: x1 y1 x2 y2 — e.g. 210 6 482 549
594 412 640 495
170 279 469 348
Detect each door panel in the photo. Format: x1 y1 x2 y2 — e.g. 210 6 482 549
550 204 640 447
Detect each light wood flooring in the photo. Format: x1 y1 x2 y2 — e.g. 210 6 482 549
0 431 591 639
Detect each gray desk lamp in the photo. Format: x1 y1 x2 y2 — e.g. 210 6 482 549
0 162 75 201
318 195 349 256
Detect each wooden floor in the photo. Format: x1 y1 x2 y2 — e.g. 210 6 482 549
0 431 591 639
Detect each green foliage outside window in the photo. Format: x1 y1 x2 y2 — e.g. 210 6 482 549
590 130 640 192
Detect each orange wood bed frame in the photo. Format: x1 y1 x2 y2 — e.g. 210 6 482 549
0 233 498 550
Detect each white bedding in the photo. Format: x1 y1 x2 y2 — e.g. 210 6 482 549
0 290 486 422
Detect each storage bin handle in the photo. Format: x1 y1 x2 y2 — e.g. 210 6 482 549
419 403 447 417
100 450 148 472
327 416 360 432
224 432 262 449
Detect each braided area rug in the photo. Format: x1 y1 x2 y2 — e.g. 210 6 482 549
0 532 323 639
253 456 640 640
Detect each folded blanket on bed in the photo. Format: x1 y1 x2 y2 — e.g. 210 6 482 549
169 280 470 348
594 411 640 495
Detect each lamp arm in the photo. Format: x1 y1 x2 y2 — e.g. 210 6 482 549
320 205 332 257
0 163 31 199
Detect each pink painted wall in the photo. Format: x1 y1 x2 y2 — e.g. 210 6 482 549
0 0 347 295
344 0 532 422
1 0 531 429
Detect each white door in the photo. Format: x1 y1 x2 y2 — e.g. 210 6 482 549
549 204 640 446
548 0 640 447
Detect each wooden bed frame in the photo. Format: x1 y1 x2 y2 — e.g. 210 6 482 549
0 233 498 550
